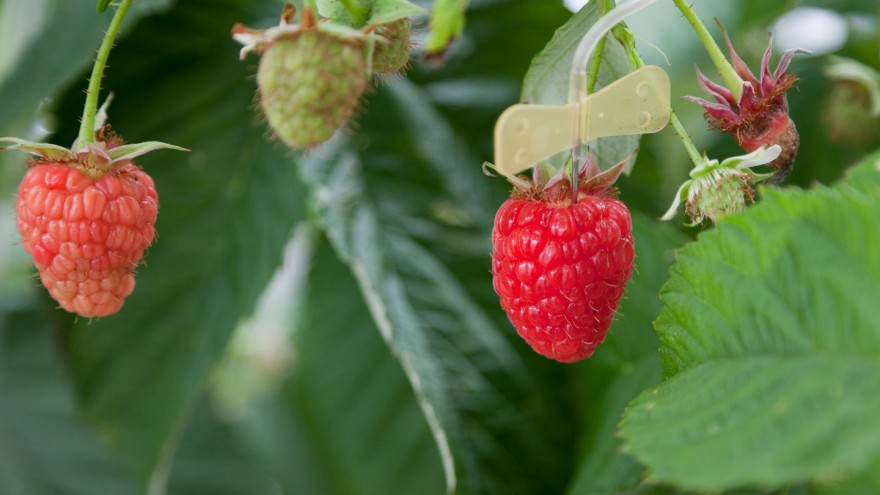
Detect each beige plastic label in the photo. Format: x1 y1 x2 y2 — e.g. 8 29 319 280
493 65 671 176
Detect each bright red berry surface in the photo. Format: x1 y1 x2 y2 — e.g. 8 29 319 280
16 162 158 317
491 193 635 362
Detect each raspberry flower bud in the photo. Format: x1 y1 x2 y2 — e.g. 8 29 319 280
662 145 781 225
684 27 809 184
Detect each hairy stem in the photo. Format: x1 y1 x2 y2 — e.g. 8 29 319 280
670 0 743 99
669 110 703 165
78 0 134 146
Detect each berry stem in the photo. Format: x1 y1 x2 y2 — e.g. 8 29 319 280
670 0 744 99
611 16 703 166
669 110 703 166
575 0 616 204
77 0 134 147
339 0 370 26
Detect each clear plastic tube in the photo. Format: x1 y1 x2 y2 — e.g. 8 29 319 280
568 0 658 202
569 0 659 104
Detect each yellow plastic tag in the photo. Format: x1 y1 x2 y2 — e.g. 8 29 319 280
493 65 671 176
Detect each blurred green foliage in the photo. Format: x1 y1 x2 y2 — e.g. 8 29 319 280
0 0 877 494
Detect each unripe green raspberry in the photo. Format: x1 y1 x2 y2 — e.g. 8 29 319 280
372 18 412 74
687 171 753 225
258 30 368 148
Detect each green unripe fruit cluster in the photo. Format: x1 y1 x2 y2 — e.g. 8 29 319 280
257 30 368 148
688 172 752 224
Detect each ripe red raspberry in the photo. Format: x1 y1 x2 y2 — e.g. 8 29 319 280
491 183 634 363
15 162 158 318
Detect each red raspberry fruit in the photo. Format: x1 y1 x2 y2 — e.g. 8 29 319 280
491 184 634 363
16 162 158 318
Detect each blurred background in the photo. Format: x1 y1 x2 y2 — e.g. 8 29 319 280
0 0 877 493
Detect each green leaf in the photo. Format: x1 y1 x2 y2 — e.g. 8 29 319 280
166 400 303 495
167 234 445 494
366 0 427 25
838 148 880 196
620 171 880 492
285 233 446 494
621 356 880 491
567 357 662 495
656 187 880 376
520 3 640 172
812 451 880 495
47 0 305 489
299 80 574 494
0 310 134 494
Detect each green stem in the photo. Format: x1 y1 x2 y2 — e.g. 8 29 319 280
585 38 607 94
339 0 370 26
669 111 703 165
611 16 704 167
586 0 614 94
77 0 134 145
671 0 743 99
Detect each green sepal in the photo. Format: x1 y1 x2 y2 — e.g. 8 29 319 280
0 138 77 161
424 0 468 55
96 0 113 13
78 141 112 172
318 0 425 29
105 141 190 167
366 0 426 25
319 21 379 41
316 0 358 25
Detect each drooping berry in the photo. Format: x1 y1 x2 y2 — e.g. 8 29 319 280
491 159 635 363
234 6 369 149
16 162 157 317
2 129 185 318
685 28 809 184
372 18 412 74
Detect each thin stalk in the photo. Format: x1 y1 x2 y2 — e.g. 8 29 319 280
577 0 616 202
77 0 134 145
670 0 743 99
669 111 703 165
